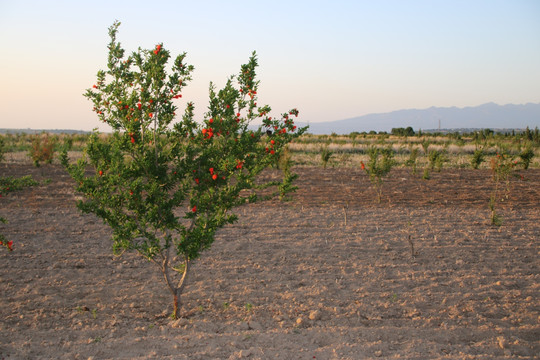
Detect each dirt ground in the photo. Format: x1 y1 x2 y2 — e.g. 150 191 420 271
1 164 539 359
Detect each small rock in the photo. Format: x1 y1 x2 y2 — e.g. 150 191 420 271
374 350 383 357
309 310 321 321
248 321 262 330
239 349 252 358
170 318 188 328
239 321 250 331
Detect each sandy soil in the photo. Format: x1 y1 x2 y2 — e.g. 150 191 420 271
1 164 539 359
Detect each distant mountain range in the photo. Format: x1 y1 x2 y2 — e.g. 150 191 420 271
297 102 540 134
2 102 539 135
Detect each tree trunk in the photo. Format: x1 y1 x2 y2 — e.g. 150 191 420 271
173 294 180 320
165 256 190 319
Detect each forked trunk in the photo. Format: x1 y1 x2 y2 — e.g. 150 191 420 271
163 255 190 319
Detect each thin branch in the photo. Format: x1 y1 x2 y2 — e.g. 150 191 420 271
161 245 176 296
176 256 190 293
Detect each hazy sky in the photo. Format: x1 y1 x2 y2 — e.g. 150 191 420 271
1 0 539 131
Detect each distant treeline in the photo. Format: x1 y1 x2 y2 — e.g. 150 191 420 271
341 126 540 144
2 126 539 146
0 129 90 135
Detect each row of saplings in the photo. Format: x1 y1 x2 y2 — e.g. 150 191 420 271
355 144 533 227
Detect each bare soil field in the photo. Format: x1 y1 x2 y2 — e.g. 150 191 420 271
1 164 539 359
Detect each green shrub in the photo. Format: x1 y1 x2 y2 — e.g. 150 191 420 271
361 146 395 203
471 148 485 169
0 136 5 163
29 134 56 167
519 146 534 169
320 145 332 169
